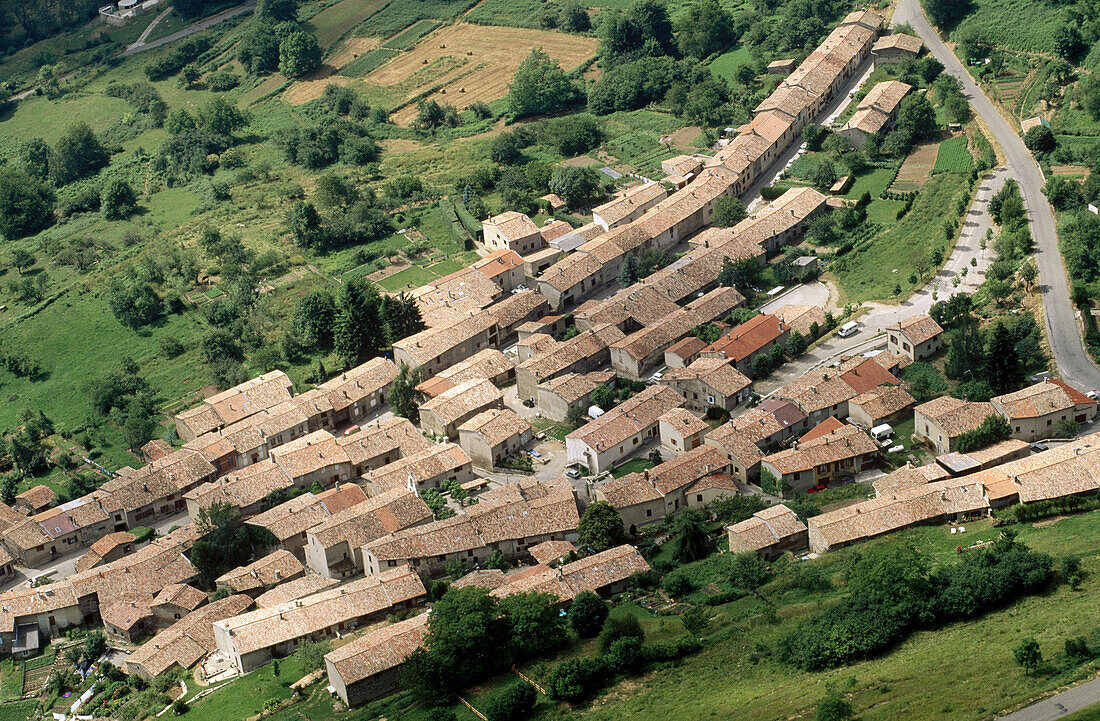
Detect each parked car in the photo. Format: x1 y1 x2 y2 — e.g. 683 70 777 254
565 468 581 479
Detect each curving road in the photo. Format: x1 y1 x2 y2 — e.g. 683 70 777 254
996 677 1100 721
893 0 1100 391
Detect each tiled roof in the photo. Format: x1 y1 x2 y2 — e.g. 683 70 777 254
215 566 426 656
992 380 1092 419
420 378 503 427
69 540 197 604
325 613 430 686
659 408 710 438
975 433 1100 503
393 313 497 368
538 372 608 404
216 550 305 593
529 539 576 565
849 385 915 421
887 314 943 347
597 472 662 508
458 408 531 447
486 211 540 241
368 444 471 494
664 357 751 398
184 460 294 513
764 423 878 475
337 417 432 467
567 386 684 452
244 493 333 542
837 355 900 394
873 33 922 53
703 314 786 363
437 348 515 385
366 478 577 561
592 182 668 226
650 445 730 495
254 574 339 608
451 569 507 589
270 430 350 479
772 305 826 337
491 545 650 603
307 488 432 550
809 476 985 548
151 583 207 612
727 504 806 552
125 594 253 677
15 485 56 511
915 397 996 437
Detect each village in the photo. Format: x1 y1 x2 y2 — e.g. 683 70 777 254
0 7 1099 719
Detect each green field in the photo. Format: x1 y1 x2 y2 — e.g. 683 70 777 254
306 0 390 49
708 45 754 84
831 172 972 303
382 19 441 49
1062 703 1100 721
933 136 974 174
951 0 1075 55
0 700 36 721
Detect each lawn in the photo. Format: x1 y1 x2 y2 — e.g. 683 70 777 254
1061 703 1100 721
178 654 311 721
950 0 1075 55
305 0 390 50
534 510 1100 721
376 264 441 291
843 167 906 223
831 172 971 303
144 8 195 44
611 456 657 478
708 45 754 84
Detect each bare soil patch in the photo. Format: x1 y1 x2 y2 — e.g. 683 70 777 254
890 141 939 193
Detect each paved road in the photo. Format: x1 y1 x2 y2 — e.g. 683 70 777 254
997 677 1100 721
122 1 255 56
894 0 1100 392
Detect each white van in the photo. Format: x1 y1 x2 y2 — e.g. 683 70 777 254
837 321 859 338
871 423 894 444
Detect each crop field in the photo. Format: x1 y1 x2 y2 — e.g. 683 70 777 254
382 19 442 49
362 0 481 39
890 141 939 192
465 0 549 28
933 136 974 174
951 0 1073 54
993 71 1029 109
305 0 390 50
364 23 598 124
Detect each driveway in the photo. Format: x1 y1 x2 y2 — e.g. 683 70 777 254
894 0 1100 391
996 677 1100 721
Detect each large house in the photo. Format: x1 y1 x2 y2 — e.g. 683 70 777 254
661 357 752 412
885 315 944 362
213 566 426 674
727 504 807 559
362 477 578 577
839 80 912 148
761 419 880 495
566 386 685 474
991 379 1097 442
913 397 997 454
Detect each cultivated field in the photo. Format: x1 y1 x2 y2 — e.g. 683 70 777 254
305 0 389 50
933 136 974 174
890 141 939 192
365 23 598 124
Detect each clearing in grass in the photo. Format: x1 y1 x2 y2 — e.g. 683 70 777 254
305 0 390 50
